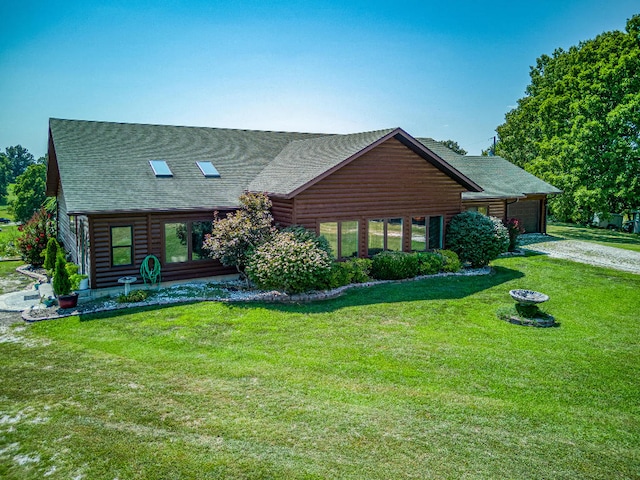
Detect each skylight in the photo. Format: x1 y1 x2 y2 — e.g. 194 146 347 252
149 160 173 177
196 161 221 178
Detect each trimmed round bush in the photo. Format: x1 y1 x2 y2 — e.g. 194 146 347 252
415 251 444 275
325 258 373 289
445 212 509 267
436 249 462 273
246 231 332 294
370 251 420 280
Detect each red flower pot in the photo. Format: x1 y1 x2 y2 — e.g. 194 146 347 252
58 293 79 309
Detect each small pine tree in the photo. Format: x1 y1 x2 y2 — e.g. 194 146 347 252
43 238 60 274
53 255 71 296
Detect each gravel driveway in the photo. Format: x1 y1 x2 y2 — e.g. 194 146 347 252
519 234 640 274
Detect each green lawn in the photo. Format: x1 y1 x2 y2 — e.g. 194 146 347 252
1 255 639 478
547 221 640 252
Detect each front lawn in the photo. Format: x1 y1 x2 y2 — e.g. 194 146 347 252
1 254 639 478
547 221 640 252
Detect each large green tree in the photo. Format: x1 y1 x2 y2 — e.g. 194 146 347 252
495 15 640 223
11 163 47 223
2 145 36 182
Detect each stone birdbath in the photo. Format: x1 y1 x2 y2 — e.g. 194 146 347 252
118 276 137 296
507 289 555 326
509 289 549 306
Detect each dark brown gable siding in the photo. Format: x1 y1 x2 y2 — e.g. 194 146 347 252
89 211 235 288
281 137 466 254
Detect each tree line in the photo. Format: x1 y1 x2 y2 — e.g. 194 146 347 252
491 14 640 223
0 145 47 223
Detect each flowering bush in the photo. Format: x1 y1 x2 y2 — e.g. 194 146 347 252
202 192 275 276
246 231 332 293
16 208 55 266
445 211 509 267
504 217 525 252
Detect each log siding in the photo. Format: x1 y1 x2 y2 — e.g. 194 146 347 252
272 137 466 256
88 210 235 288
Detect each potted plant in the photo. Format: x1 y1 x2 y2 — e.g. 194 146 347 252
53 256 78 308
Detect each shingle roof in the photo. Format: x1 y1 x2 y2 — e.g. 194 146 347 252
247 128 396 196
48 119 326 214
416 138 561 199
48 119 559 215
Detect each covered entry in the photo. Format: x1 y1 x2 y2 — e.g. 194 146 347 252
507 199 542 233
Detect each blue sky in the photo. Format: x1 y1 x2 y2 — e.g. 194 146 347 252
1 0 637 158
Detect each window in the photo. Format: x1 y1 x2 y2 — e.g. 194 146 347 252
319 221 359 259
340 221 359 258
428 216 443 249
467 205 488 215
319 222 338 258
165 221 211 263
111 226 133 266
411 217 427 251
196 161 221 177
368 218 403 255
191 221 210 260
149 160 173 177
165 223 188 263
411 215 443 250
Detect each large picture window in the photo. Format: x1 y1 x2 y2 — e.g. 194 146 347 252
111 226 133 266
368 218 403 255
411 215 443 250
319 221 359 259
164 221 212 263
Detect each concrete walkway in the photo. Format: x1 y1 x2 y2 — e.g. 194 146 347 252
0 283 52 312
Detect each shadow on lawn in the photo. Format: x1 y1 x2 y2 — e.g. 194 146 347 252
79 266 524 321
230 266 524 314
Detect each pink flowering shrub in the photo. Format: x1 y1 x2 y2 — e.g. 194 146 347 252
246 231 332 293
16 207 55 266
202 192 275 276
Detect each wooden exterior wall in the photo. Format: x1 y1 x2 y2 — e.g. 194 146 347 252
88 210 236 289
461 199 507 219
506 195 548 233
273 137 466 256
461 194 549 233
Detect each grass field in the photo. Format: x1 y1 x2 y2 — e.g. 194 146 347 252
547 221 640 252
1 253 639 479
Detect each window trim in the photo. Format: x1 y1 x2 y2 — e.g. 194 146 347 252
410 214 444 251
367 218 404 255
318 221 359 259
163 220 212 264
110 225 133 267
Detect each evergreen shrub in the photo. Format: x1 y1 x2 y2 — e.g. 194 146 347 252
415 252 443 275
53 256 71 297
445 212 509 267
370 251 420 280
436 249 462 273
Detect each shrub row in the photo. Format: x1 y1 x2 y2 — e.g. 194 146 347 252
370 250 461 281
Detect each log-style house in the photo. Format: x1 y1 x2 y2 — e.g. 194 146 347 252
46 119 560 289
